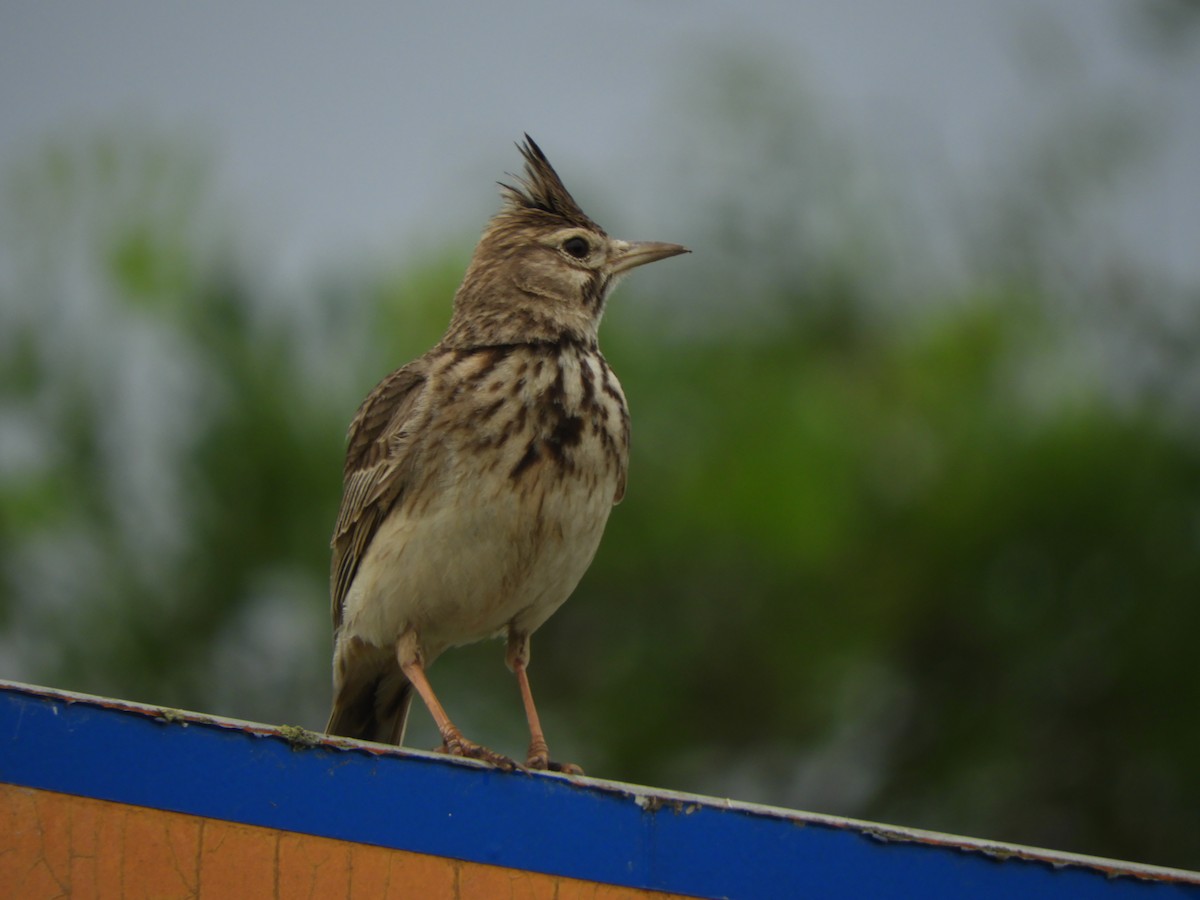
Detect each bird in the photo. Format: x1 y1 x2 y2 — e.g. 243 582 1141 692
325 135 688 771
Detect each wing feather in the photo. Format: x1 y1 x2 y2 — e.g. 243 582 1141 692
330 359 430 629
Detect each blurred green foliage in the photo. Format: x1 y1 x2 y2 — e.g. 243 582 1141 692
1 60 1198 870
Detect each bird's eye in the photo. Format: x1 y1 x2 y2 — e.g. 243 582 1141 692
562 236 590 259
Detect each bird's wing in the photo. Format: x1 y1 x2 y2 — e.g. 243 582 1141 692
330 359 430 630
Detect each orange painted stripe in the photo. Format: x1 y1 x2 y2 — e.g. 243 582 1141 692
1 783 695 900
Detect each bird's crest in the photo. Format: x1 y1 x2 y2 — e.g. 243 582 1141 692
499 135 602 233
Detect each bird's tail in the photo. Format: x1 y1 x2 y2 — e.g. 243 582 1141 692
326 669 414 746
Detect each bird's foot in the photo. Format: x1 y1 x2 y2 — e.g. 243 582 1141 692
438 734 516 771
525 739 584 775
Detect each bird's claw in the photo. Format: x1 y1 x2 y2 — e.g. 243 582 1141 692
525 742 584 775
434 732 580 775
439 735 517 771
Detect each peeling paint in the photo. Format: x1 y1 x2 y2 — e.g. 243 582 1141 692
3 679 1198 897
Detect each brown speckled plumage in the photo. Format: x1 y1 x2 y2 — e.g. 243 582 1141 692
326 136 687 770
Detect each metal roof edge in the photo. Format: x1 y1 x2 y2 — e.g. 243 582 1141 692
3 679 1196 898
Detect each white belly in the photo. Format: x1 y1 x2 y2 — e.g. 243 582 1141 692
339 468 614 658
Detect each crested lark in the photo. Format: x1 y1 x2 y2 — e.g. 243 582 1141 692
326 136 687 770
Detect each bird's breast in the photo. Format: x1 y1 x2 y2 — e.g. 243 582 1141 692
340 340 629 655
437 341 629 499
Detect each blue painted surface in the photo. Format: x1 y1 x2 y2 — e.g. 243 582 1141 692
1 682 1197 899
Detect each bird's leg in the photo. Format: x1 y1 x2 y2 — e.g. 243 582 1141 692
506 634 548 768
397 630 515 770
506 632 583 775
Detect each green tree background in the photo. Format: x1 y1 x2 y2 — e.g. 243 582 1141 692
2 48 1198 869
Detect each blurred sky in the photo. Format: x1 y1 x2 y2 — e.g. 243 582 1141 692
2 0 1197 283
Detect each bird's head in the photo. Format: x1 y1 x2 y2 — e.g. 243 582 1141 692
445 136 688 347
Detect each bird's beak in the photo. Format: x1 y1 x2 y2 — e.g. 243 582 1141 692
608 240 690 275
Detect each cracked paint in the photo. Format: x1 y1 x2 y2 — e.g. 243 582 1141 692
4 681 1197 897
